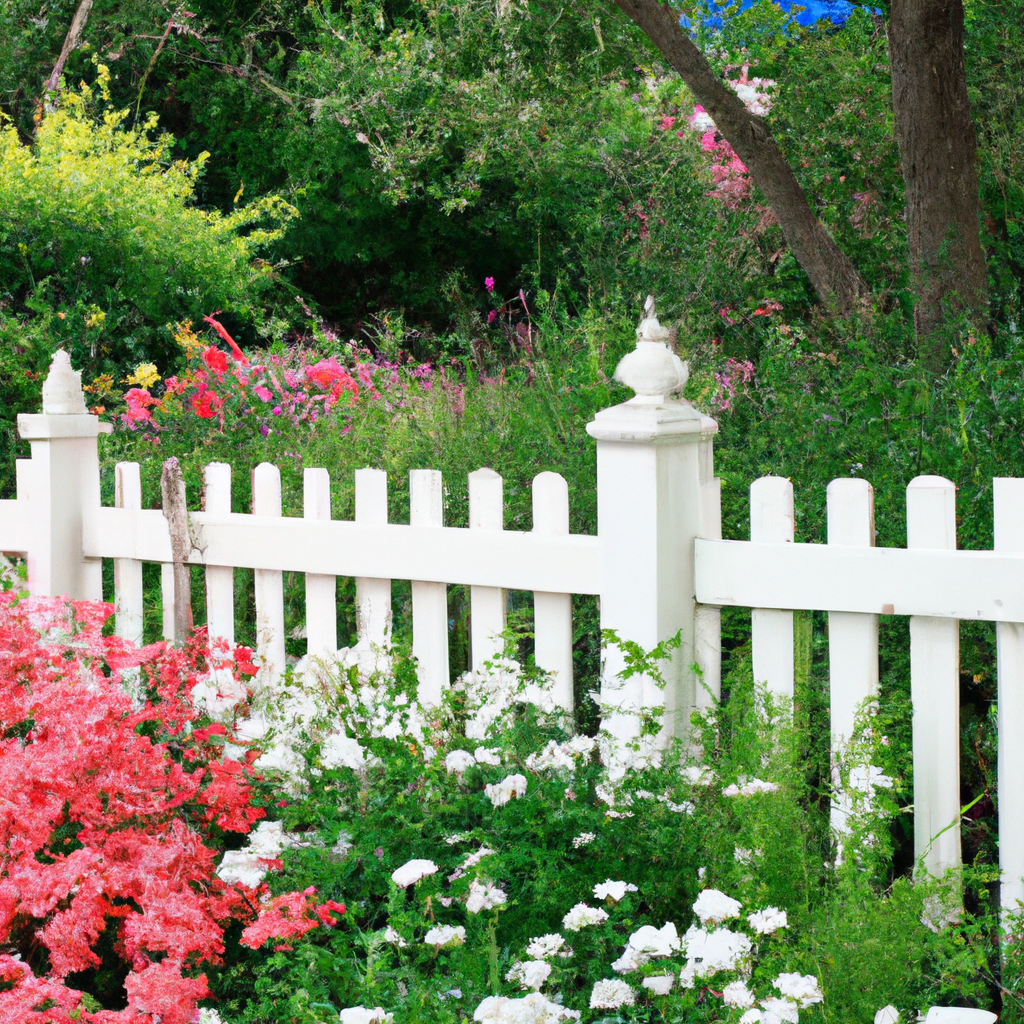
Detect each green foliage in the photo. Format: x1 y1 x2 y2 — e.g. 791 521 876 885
0 68 296 381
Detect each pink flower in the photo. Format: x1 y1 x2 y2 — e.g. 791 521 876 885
254 385 273 402
485 277 495 293
488 310 497 324
272 406 282 416
658 116 676 131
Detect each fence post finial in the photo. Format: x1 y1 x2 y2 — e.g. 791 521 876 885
587 298 720 764
41 349 88 415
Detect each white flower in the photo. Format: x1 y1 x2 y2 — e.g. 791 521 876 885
760 996 800 1024
562 903 609 931
874 1006 899 1024
459 847 497 873
723 981 757 1008
339 1009 393 1024
679 962 698 989
723 778 779 797
740 1012 763 1024
466 879 507 914
382 926 408 947
774 973 823 1008
682 925 752 977
590 979 636 1009
446 750 476 774
391 859 438 888
682 765 715 785
190 666 247 720
485 774 528 807
572 833 596 849
321 731 369 771
659 795 695 814
506 960 552 991
612 922 680 972
473 993 581 1024
689 108 716 133
424 924 466 947
332 832 354 858
748 907 788 934
920 894 963 933
445 832 470 845
693 888 742 924
593 879 638 902
642 975 674 996
526 934 567 959
475 746 502 766
216 820 298 888
198 1010 224 1024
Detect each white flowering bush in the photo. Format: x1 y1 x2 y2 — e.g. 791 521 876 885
202 636 1009 1024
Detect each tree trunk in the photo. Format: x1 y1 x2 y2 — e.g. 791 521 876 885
43 0 95 94
889 0 988 372
611 0 868 311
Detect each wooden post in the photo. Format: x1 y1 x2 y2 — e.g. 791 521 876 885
411 469 449 707
160 457 193 643
907 475 960 877
750 476 795 699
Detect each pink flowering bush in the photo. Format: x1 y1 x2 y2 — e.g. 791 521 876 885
0 593 343 1022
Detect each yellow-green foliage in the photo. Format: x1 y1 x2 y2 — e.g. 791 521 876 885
0 67 296 372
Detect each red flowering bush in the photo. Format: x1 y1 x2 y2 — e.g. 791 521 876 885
0 593 342 1023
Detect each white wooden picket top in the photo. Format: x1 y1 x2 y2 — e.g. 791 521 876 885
2 340 1024 918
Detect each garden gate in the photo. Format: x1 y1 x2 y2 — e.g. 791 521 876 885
1 347 1023 919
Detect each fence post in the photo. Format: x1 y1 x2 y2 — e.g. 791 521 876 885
586 299 718 754
994 477 1024 917
204 462 235 647
469 468 507 671
410 469 449 707
907 475 961 878
750 476 795 699
304 467 338 661
355 468 392 648
17 351 103 600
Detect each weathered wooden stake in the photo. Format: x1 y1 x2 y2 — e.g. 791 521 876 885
161 457 193 643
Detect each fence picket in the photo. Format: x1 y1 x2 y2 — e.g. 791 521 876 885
113 462 143 645
204 463 234 647
355 468 392 648
750 476 795 698
532 472 573 711
253 463 286 680
907 475 961 877
994 477 1024 914
410 469 449 707
469 468 506 671
304 468 337 661
160 563 175 641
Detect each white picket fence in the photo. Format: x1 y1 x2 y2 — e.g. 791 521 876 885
3 350 1024 916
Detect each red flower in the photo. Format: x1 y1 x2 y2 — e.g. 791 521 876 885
203 314 249 366
191 389 223 419
203 346 229 373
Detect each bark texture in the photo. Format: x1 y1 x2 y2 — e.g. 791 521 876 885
43 0 95 94
612 0 867 310
889 0 988 371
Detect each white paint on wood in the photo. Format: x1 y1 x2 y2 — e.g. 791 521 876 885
303 468 337 661
694 539 1024 623
750 476 794 699
995 477 1024 915
532 471 573 712
907 475 961 878
204 462 234 647
469 468 506 670
85 506 602 593
695 450 722 710
253 463 286 681
160 562 175 641
113 462 144 645
827 478 879 748
355 468 392 648
410 469 449 707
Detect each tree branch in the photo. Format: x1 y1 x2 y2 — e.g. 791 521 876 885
43 0 95 94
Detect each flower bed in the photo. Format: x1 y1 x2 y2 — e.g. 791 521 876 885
0 595 1016 1024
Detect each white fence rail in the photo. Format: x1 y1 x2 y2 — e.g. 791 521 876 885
2 350 1024 916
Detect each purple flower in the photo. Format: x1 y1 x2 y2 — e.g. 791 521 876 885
259 424 271 437
485 276 495 293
